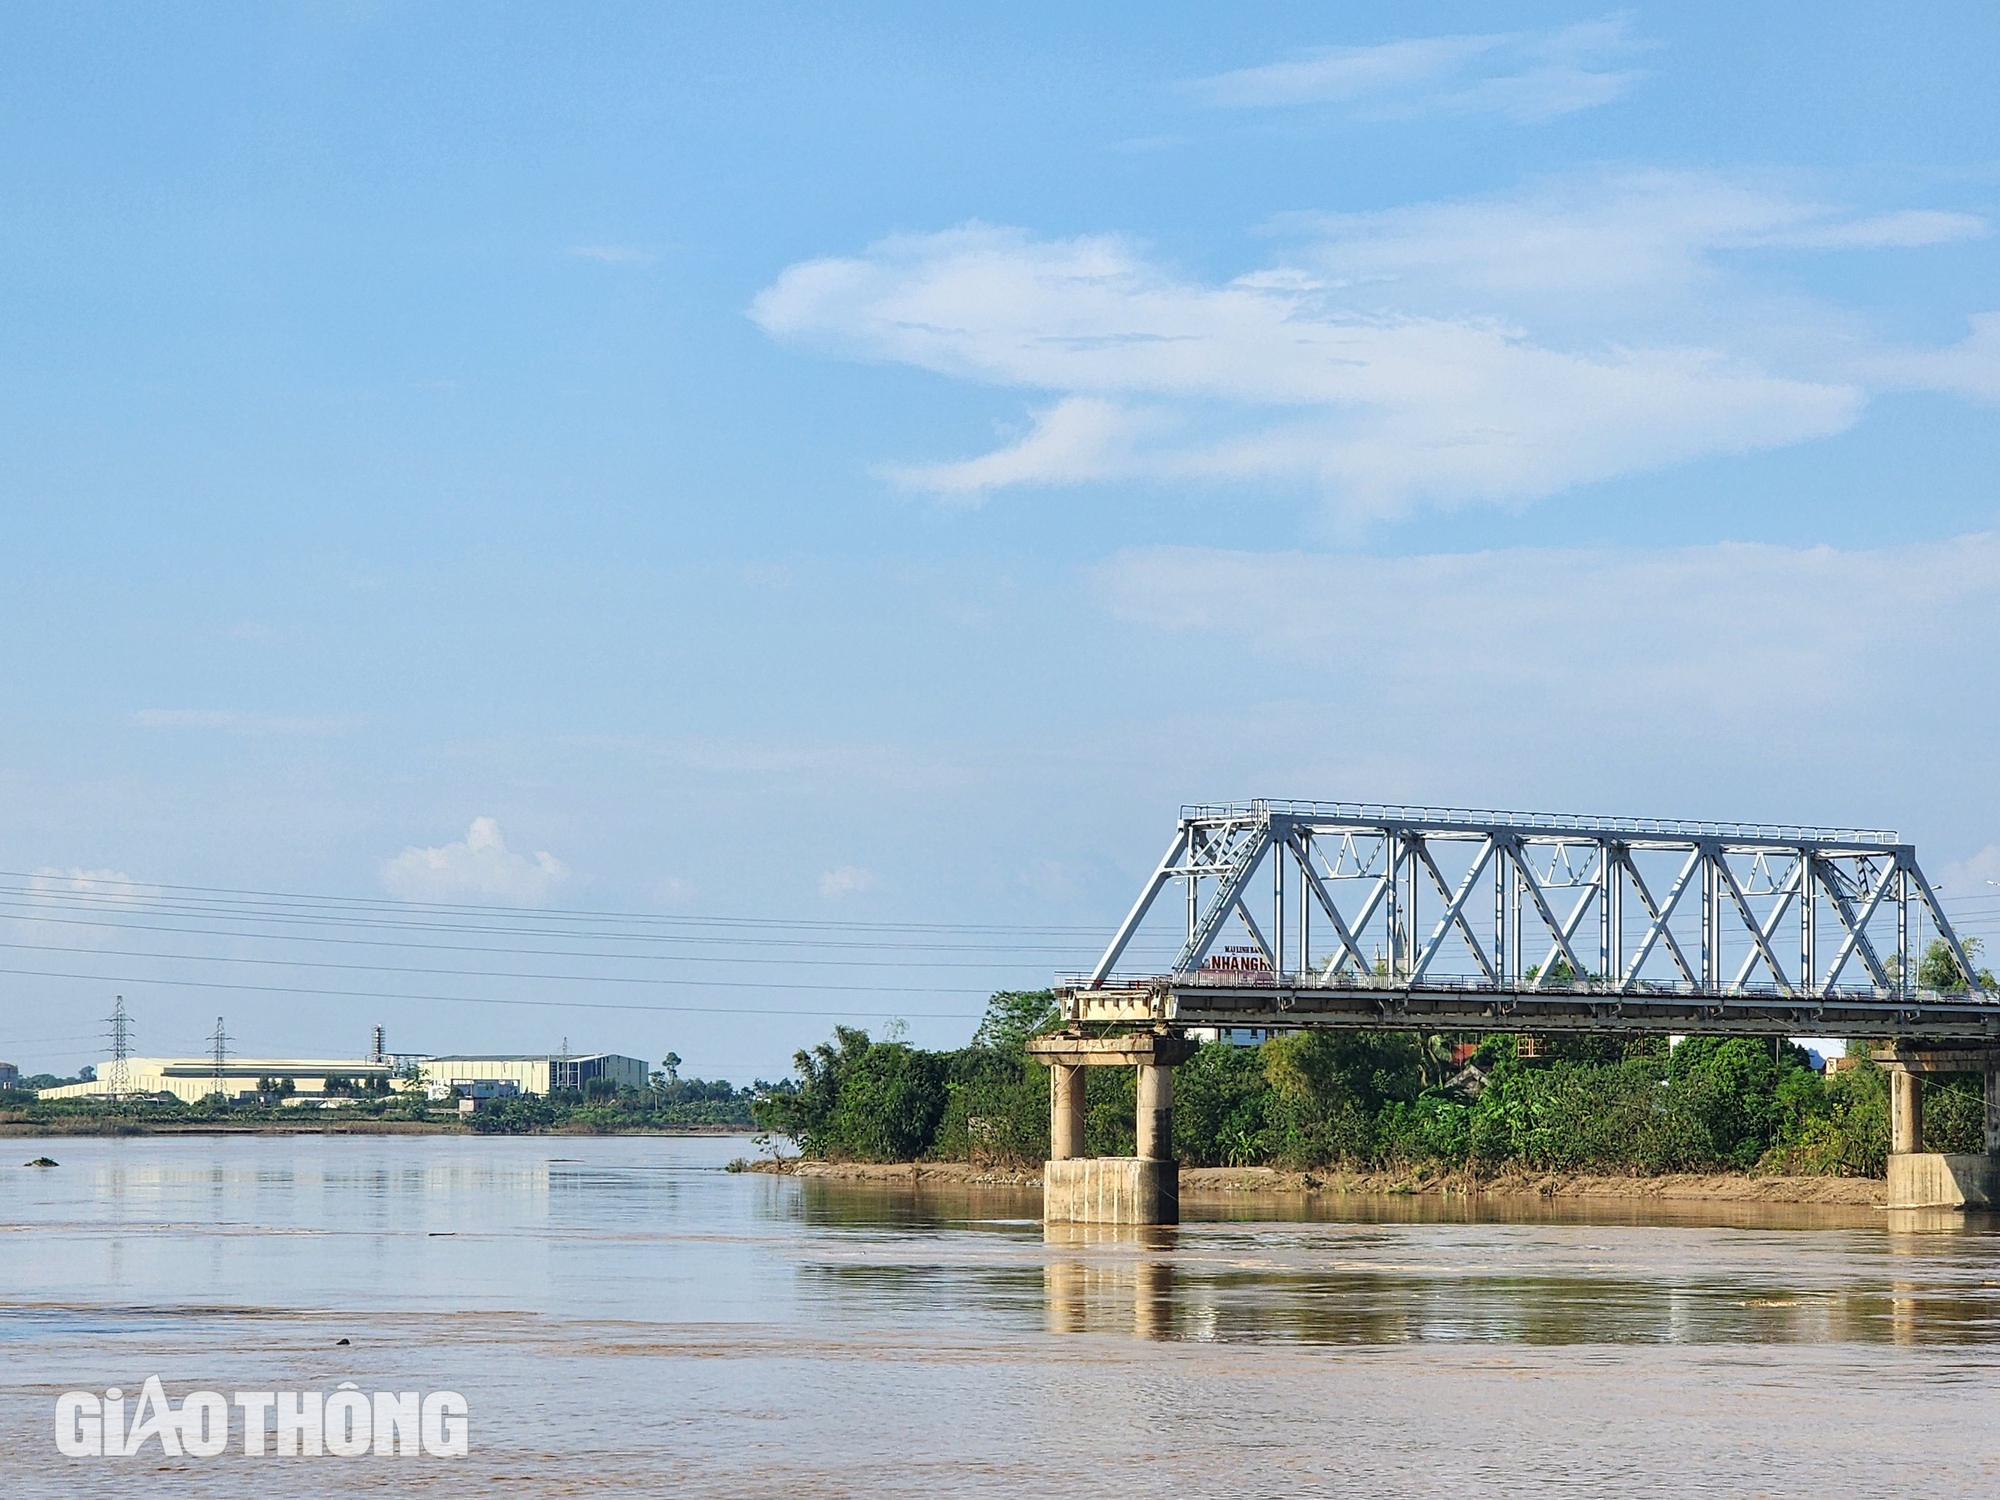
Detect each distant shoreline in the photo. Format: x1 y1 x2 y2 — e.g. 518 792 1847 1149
750 1158 1887 1206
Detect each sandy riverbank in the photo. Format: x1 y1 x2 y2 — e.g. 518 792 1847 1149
748 1158 1886 1205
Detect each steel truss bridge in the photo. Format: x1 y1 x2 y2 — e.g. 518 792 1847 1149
1057 800 2000 1041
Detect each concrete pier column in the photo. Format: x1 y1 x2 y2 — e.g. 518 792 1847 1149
1882 1048 2000 1209
1050 1064 1086 1161
1891 1067 1923 1155
1987 1065 2000 1156
1136 1063 1173 1162
1029 1031 1199 1226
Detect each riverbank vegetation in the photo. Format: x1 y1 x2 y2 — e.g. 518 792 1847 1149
463 1074 759 1134
750 990 1981 1177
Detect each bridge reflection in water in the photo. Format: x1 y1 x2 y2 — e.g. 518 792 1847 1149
1034 1211 2000 1348
1042 1225 1178 1339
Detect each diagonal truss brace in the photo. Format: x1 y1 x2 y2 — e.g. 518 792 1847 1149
1169 825 1273 978
1410 837 1497 983
1616 847 1701 991
1726 858 1802 991
1819 859 1896 991
1512 839 1594 987
1087 827 1187 986
1289 834 1377 977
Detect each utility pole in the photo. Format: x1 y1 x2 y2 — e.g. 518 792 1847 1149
209 1017 229 1102
104 996 132 1100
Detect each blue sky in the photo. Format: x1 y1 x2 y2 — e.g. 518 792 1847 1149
3 3 1999 1080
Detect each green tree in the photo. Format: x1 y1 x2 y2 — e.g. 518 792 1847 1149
932 992 1060 1165
1921 1073 1988 1153
752 1026 949 1160
1762 1058 1887 1176
828 1042 948 1160
753 1025 870 1155
1171 1044 1269 1166
1918 936 1994 992
971 990 1060 1051
1259 1031 1420 1165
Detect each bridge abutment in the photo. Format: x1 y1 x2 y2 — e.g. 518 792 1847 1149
1880 1049 2000 1210
1028 1031 1198 1225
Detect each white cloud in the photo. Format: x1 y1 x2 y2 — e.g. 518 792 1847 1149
569 244 655 265
1191 15 1651 122
1939 844 2000 891
885 397 1173 498
554 732 975 790
653 875 697 906
28 867 147 900
381 817 571 906
10 868 154 951
1871 312 2000 404
133 709 362 736
755 218 1860 520
1272 172 1984 314
1092 531 2000 722
818 865 874 900
752 175 1987 523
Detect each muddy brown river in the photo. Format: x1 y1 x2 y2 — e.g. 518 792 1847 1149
3 1135 1996 1496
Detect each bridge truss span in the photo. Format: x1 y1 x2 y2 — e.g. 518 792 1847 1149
1067 799 1995 1037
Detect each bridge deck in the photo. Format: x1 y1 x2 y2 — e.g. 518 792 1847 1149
1060 977 2000 1041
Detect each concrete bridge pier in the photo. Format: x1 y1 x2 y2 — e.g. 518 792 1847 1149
1880 1048 2000 1209
1028 1031 1199 1225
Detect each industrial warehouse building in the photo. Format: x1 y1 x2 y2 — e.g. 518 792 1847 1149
38 1056 395 1104
419 1053 648 1097
36 1048 649 1103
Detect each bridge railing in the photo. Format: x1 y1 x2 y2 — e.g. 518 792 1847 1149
1055 970 2000 1003
1178 799 1899 846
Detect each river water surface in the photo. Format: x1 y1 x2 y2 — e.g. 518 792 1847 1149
3 1134 1998 1497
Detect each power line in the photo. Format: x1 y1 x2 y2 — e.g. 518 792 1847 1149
0 906 1106 963
0 935 1067 987
0 963 986 1019
0 1030 112 1048
0 870 1108 935
0 894 1125 960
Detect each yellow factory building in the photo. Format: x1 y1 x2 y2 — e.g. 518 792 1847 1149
37 1050 647 1103
39 1057 394 1104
